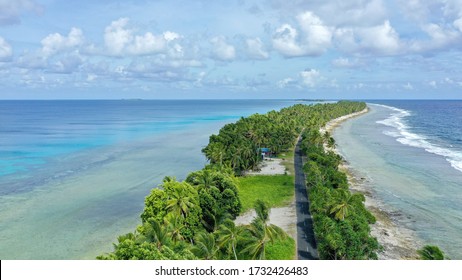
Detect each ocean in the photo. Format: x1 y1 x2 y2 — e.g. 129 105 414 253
0 99 301 259
333 100 462 259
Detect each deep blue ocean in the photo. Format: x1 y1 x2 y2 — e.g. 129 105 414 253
0 99 302 259
334 100 462 259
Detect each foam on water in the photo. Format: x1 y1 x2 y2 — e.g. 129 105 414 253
373 103 462 173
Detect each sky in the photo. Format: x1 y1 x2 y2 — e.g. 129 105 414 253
1 0 462 99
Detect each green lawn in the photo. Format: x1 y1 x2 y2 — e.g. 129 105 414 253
238 174 294 213
266 237 296 260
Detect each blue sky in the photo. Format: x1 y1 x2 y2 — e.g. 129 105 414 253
0 0 462 99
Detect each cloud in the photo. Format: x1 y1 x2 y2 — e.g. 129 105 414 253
277 77 296 88
103 17 182 56
299 68 321 87
356 21 402 55
210 36 236 61
272 11 332 57
0 0 42 25
245 37 269 60
278 68 323 88
104 18 133 55
410 23 461 52
41 28 84 57
0 36 13 61
403 82 414 90
334 21 402 55
331 57 366 68
269 0 387 26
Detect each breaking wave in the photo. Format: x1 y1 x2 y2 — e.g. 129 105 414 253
373 104 462 173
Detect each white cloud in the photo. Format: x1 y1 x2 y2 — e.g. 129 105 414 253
104 18 133 55
270 0 387 26
41 28 84 57
277 77 295 88
335 21 402 55
272 24 303 56
332 57 365 68
403 82 414 90
410 23 460 52
128 32 166 55
210 36 236 61
278 68 323 88
163 31 181 42
296 11 332 52
0 0 42 25
357 21 401 55
429 80 437 88
273 11 332 57
0 36 13 61
299 69 321 87
245 37 269 60
49 53 84 73
104 18 182 56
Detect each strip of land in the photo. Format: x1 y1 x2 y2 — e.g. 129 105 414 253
324 106 421 259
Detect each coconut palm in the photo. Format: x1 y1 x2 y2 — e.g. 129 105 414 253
166 184 196 218
329 189 360 221
142 218 170 250
191 232 219 260
241 200 286 260
164 214 185 244
217 219 242 260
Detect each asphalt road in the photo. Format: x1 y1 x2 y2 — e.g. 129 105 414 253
294 137 319 260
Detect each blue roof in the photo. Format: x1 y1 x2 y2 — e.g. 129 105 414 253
260 148 270 152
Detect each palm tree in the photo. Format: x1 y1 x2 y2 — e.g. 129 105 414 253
197 169 215 190
209 143 225 166
191 232 219 260
230 147 243 171
142 218 170 250
217 219 242 260
166 184 196 218
242 200 286 260
164 214 185 244
329 189 361 221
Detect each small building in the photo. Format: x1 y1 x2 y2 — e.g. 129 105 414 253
260 147 271 159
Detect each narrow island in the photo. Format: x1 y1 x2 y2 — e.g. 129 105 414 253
98 101 436 260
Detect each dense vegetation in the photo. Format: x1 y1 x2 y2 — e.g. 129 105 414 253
300 126 379 259
98 101 379 260
202 101 367 174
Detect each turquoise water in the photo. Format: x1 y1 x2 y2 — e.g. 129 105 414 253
0 99 302 259
334 101 462 259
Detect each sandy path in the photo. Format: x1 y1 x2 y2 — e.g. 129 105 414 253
244 158 286 175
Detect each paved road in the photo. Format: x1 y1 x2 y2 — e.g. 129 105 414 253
294 137 319 260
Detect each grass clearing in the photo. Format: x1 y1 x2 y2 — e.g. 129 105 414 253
238 174 294 213
266 237 296 260
277 148 295 175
